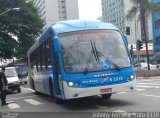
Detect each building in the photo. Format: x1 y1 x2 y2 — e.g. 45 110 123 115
33 0 79 28
101 0 153 45
152 0 160 63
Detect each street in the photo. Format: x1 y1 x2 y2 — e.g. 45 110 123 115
1 0 160 118
1 78 160 113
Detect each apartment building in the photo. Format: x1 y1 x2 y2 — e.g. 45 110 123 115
101 0 153 45
33 0 79 28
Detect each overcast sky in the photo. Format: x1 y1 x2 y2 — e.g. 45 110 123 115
78 0 102 20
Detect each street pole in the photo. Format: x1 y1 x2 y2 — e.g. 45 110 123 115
0 8 20 16
135 18 140 67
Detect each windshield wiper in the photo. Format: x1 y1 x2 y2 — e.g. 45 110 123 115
92 42 120 71
91 41 120 71
96 51 120 71
84 41 120 74
84 41 100 74
90 42 120 71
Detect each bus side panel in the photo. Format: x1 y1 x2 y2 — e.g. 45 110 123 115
33 70 44 93
41 70 53 95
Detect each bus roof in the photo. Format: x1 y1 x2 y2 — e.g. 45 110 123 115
51 20 118 33
27 20 118 55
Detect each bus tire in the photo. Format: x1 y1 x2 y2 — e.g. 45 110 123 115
49 78 54 98
17 88 21 93
101 93 112 99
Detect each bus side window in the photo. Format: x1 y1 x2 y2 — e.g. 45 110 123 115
45 35 53 69
41 43 46 71
30 53 34 69
36 48 40 72
40 45 43 71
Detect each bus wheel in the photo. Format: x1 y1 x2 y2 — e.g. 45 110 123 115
17 88 21 93
101 94 112 99
49 78 54 98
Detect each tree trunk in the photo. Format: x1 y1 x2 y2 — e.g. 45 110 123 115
140 8 150 70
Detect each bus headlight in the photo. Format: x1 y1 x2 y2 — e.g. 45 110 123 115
130 75 135 80
68 82 74 87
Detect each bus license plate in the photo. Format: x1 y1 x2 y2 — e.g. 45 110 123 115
100 88 112 93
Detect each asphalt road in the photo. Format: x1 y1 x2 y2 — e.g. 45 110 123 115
1 79 160 118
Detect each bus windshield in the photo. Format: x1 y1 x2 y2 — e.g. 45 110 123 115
59 30 131 73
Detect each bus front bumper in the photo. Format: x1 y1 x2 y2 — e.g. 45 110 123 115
62 80 136 100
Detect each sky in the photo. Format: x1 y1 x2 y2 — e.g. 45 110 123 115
78 0 102 20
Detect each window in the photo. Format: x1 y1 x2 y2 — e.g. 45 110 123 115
30 34 53 72
41 43 46 70
46 35 53 69
36 48 40 71
156 36 160 45
155 20 160 29
40 45 42 70
30 52 36 69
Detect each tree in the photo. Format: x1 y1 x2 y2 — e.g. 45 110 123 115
126 0 160 70
0 0 44 59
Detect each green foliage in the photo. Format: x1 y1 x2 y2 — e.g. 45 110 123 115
126 0 160 20
0 0 44 59
126 0 160 70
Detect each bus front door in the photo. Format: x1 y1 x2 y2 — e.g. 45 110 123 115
53 53 63 97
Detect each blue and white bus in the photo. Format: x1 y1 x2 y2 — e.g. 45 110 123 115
27 20 136 102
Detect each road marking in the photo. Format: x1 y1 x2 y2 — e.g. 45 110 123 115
141 94 160 98
117 92 126 94
155 87 160 89
21 87 35 92
7 101 15 104
6 95 37 101
137 83 160 86
136 85 160 88
120 92 127 94
112 110 126 112
135 89 146 91
8 103 21 109
138 79 160 82
24 99 43 105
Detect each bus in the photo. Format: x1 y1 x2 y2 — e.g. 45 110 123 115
27 20 136 102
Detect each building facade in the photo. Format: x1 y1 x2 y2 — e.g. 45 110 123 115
152 0 160 63
101 0 153 45
33 0 79 28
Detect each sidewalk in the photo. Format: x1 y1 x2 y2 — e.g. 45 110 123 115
137 76 160 80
